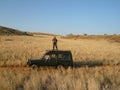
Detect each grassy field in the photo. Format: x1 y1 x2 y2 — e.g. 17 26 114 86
0 34 120 90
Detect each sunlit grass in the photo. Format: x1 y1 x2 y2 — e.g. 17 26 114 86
0 66 119 90
0 35 120 90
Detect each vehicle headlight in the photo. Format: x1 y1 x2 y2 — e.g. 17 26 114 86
27 61 31 65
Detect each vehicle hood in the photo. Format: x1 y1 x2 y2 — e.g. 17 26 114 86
27 58 43 66
29 58 41 61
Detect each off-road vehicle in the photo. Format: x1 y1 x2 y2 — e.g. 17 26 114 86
27 50 73 69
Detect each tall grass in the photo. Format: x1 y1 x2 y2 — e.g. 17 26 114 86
0 35 120 66
0 35 120 90
0 66 120 90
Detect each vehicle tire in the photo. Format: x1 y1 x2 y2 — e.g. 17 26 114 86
57 65 64 69
31 64 39 70
64 66 69 69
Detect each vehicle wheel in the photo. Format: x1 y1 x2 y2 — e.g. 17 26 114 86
31 64 39 70
57 65 64 69
64 66 68 69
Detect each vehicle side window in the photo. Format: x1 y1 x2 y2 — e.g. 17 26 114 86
58 54 63 60
63 54 70 60
51 54 57 60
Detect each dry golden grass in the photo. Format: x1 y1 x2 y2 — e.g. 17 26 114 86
0 66 119 90
0 35 120 90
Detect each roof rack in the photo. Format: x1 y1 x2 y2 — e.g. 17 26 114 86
45 50 71 53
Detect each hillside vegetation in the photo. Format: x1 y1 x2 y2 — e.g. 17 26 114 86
0 26 30 36
63 34 120 43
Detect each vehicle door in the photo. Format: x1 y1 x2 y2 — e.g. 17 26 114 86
42 54 51 66
58 53 71 66
46 53 57 66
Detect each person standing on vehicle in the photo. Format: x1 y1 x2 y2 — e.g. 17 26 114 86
52 36 58 50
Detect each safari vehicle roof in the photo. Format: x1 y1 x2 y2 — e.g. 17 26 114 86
45 50 71 54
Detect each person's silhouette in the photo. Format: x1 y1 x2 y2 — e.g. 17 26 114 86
52 37 58 50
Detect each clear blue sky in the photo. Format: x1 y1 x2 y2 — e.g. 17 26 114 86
0 0 120 35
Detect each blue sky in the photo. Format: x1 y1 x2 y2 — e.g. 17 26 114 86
0 0 120 35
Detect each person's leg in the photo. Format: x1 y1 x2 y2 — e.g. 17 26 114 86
53 44 55 50
55 44 58 50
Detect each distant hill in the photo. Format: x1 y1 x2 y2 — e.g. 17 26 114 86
30 32 59 36
0 26 30 36
62 34 120 43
